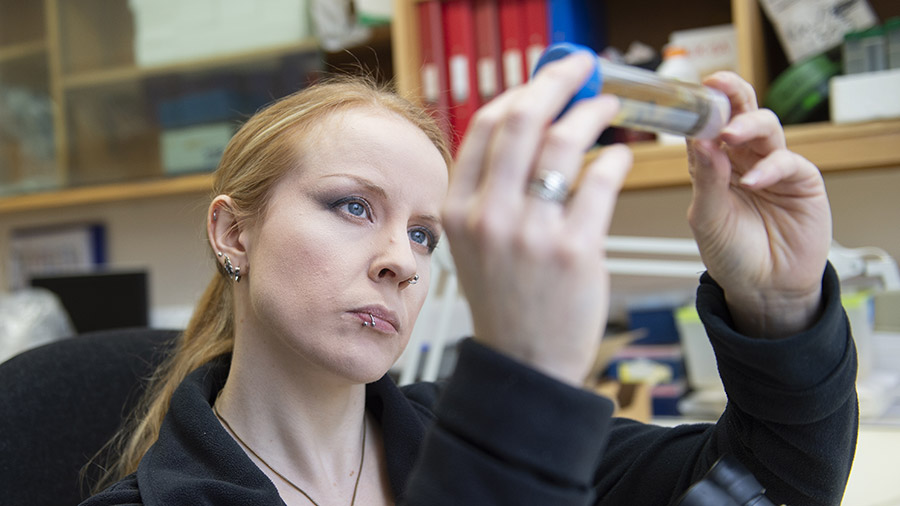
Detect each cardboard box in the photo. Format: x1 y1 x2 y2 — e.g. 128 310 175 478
758 0 877 63
129 0 312 67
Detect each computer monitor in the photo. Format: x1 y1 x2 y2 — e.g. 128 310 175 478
30 270 148 333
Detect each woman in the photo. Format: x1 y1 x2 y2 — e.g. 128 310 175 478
84 53 856 506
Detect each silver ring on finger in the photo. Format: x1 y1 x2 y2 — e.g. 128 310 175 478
527 169 570 204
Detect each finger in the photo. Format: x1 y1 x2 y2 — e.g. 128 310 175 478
703 71 759 116
566 143 633 242
720 108 786 155
739 149 821 191
446 87 526 206
686 138 735 226
524 94 620 211
480 52 597 207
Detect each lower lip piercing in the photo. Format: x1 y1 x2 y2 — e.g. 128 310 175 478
362 313 376 327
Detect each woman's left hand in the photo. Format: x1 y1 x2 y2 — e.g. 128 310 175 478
442 52 632 386
686 72 832 338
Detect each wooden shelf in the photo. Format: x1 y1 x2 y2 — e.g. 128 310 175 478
0 173 213 214
4 119 899 214
61 38 320 89
587 118 900 191
0 40 46 63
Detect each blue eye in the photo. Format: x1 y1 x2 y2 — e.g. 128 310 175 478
409 227 438 253
346 201 366 217
332 197 372 220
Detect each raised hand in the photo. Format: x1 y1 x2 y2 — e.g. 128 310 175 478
442 53 633 386
686 72 832 338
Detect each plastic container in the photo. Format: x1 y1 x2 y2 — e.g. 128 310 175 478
842 30 867 75
764 53 840 125
656 45 700 83
655 45 701 144
859 25 887 72
886 17 900 70
533 42 731 139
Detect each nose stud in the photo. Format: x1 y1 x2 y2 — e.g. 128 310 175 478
407 274 419 285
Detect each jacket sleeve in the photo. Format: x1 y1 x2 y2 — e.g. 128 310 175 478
693 262 858 505
594 262 857 506
403 262 857 506
402 338 616 506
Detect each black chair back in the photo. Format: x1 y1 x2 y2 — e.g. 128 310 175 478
0 328 177 505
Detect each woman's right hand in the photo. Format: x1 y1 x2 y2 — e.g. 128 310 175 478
441 52 633 386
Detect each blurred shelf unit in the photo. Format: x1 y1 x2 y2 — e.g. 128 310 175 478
391 0 900 190
0 40 48 63
0 0 393 214
2 0 900 214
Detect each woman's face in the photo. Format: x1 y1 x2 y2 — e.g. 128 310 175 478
239 108 449 384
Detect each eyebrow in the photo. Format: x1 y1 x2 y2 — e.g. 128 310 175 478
321 173 389 200
320 173 443 231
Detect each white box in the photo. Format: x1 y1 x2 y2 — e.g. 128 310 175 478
129 0 311 67
829 68 900 124
669 24 737 77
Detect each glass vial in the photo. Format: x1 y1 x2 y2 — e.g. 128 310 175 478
533 43 731 139
843 30 867 74
885 17 900 70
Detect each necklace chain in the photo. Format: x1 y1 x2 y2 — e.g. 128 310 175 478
213 399 366 506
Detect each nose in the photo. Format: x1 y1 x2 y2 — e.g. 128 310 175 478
369 226 419 286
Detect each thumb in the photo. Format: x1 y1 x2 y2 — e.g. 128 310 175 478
686 139 732 231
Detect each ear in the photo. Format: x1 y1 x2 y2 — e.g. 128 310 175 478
208 195 249 272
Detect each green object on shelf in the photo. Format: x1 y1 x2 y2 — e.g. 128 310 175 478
160 122 236 175
764 53 841 125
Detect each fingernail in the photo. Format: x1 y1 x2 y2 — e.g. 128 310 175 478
721 125 741 138
740 169 760 186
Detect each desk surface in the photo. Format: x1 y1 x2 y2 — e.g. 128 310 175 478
842 424 900 506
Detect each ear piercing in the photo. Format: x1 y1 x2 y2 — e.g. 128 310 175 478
362 313 376 328
217 251 242 282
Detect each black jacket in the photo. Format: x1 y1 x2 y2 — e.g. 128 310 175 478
82 265 857 506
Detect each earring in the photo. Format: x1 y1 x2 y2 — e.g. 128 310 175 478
407 274 419 285
212 209 218 222
222 254 242 282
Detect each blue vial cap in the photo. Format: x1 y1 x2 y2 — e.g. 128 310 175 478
532 42 603 116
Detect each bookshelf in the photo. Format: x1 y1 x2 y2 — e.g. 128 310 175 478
392 0 900 191
0 0 390 214
1 0 899 214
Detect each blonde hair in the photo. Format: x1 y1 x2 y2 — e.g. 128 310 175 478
89 76 451 492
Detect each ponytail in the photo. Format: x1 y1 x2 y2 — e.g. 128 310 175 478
88 272 234 492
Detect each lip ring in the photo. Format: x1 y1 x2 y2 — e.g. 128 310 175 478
353 305 400 333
